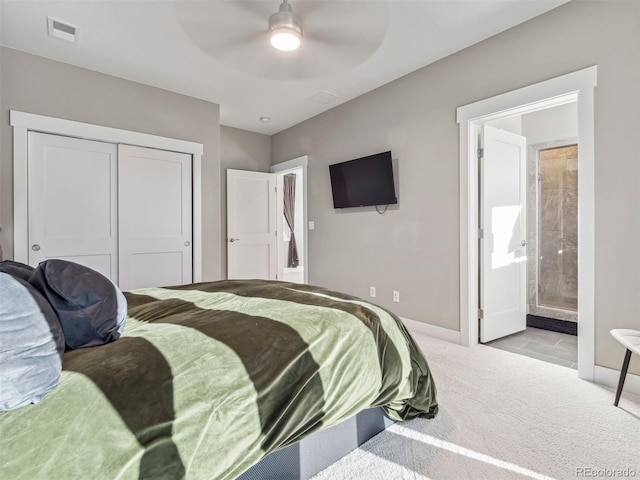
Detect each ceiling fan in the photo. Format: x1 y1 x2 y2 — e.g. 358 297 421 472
174 0 390 80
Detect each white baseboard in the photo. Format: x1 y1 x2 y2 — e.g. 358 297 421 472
594 365 640 397
400 317 461 345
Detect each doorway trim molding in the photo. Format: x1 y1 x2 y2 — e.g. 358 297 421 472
271 155 309 285
10 110 204 283
456 66 597 381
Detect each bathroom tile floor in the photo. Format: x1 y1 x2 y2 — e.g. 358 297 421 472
485 327 578 369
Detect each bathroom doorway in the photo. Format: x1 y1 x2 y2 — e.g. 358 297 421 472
481 102 579 368
276 168 305 283
271 156 308 284
457 67 597 380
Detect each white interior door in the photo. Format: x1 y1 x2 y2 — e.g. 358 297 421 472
227 169 277 280
480 125 528 342
27 132 118 281
118 145 192 290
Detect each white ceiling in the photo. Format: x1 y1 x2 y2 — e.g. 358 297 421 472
0 0 569 135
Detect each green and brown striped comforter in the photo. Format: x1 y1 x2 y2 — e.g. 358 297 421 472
0 280 438 479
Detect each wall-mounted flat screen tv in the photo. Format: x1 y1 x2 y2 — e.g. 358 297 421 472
329 151 397 208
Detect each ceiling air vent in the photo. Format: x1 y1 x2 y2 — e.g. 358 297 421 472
47 17 79 43
307 90 340 105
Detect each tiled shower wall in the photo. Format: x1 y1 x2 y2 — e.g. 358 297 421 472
527 143 578 322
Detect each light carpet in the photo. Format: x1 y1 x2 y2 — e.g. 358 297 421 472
312 334 640 480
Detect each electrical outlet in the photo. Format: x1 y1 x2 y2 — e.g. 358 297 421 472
369 286 376 298
393 290 400 302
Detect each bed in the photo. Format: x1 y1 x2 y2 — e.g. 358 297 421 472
0 264 438 480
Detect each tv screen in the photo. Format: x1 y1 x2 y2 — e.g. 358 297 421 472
329 151 397 208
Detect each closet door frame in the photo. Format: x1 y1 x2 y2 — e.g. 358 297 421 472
10 110 204 283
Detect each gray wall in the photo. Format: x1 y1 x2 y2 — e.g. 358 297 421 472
220 125 272 278
0 47 222 280
272 1 640 373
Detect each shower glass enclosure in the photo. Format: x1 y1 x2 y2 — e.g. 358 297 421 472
536 144 578 315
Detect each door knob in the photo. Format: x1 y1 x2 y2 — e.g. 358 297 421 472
31 244 41 251
229 238 240 243
521 240 527 247
184 241 191 247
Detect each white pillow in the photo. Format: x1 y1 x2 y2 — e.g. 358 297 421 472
0 273 65 411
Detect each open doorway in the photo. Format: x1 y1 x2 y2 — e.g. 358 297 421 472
272 156 309 284
457 66 597 382
276 168 305 283
481 103 579 369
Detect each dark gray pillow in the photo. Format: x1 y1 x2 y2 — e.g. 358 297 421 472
0 272 65 411
0 260 36 282
29 259 127 350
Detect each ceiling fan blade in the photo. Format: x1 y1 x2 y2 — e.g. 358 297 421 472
225 1 273 22
290 0 330 18
175 1 271 58
199 30 266 58
174 0 390 81
306 30 381 52
174 0 271 24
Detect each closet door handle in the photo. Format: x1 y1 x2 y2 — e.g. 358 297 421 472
184 241 190 247
229 238 240 243
32 244 41 251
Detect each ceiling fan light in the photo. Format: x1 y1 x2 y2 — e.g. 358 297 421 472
269 0 302 52
270 28 301 51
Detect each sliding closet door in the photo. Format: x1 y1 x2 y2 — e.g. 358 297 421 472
118 145 192 290
27 132 118 281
